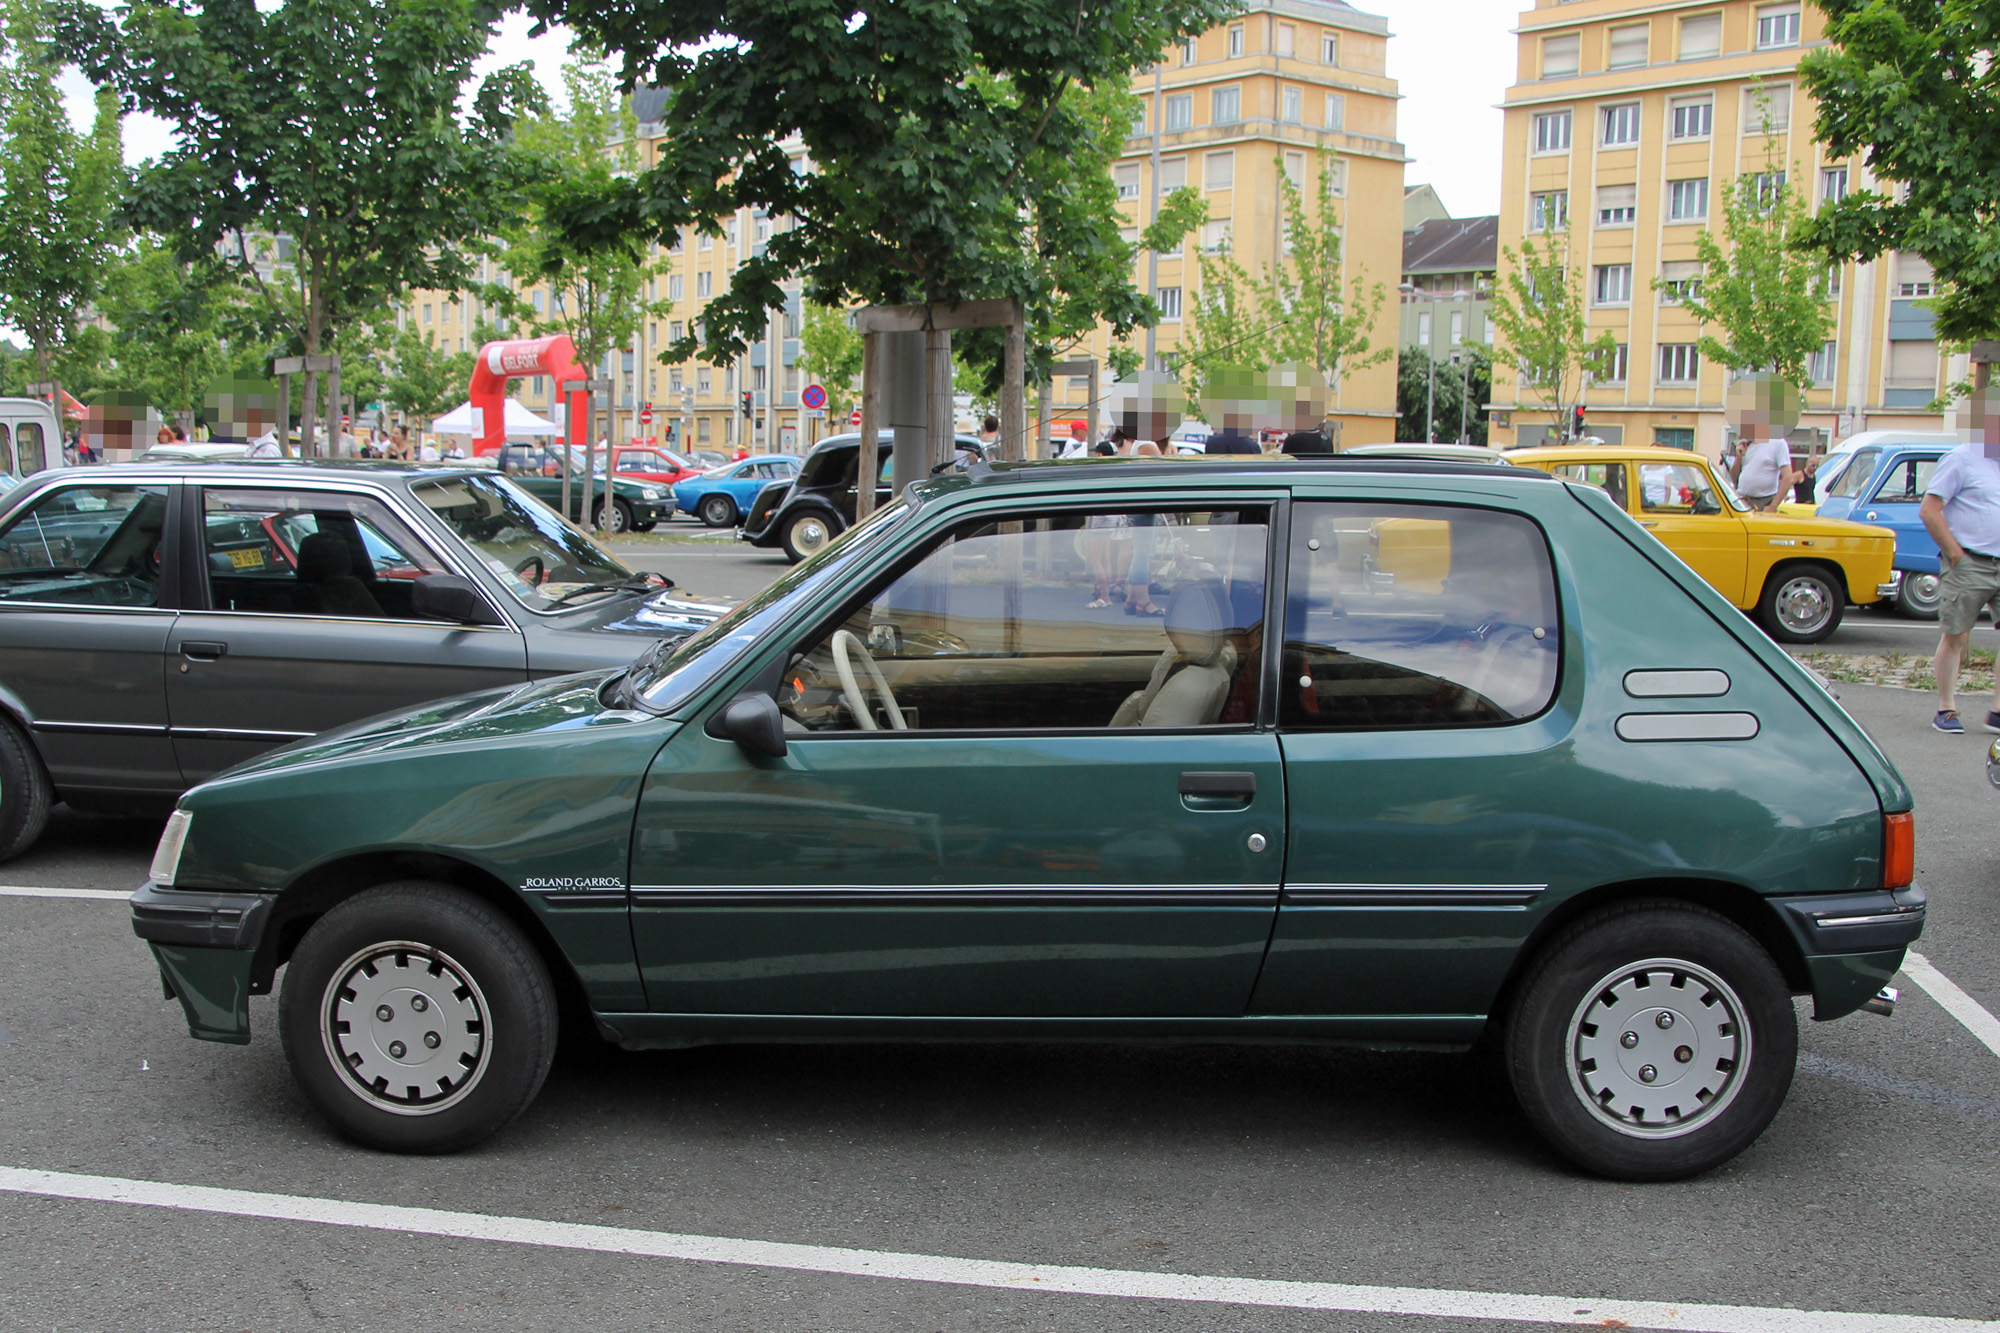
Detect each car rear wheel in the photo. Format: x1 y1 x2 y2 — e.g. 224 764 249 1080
782 510 838 563
0 715 51 863
698 494 739 528
1756 565 1844 644
1504 901 1795 1181
279 882 556 1153
1896 571 1942 620
592 500 634 535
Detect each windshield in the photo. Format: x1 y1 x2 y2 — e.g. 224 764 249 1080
410 473 634 612
632 502 911 713
1823 448 1879 500
1708 463 1752 512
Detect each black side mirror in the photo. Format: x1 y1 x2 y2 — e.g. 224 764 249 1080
705 692 788 758
412 573 503 626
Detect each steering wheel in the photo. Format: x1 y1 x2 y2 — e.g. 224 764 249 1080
512 555 546 587
831 629 907 731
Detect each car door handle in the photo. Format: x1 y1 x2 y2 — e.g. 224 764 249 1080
180 641 228 662
1179 771 1257 800
1639 520 1658 528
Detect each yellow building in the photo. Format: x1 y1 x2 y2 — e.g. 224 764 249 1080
1078 0 1406 446
1490 0 1947 457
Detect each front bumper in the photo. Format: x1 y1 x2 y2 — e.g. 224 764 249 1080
1878 571 1902 599
131 882 274 1045
1772 884 1926 1020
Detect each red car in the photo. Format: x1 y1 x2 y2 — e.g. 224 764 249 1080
610 446 703 487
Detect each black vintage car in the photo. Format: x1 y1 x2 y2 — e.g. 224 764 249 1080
740 431 985 561
0 460 726 860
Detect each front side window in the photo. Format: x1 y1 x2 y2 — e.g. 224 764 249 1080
783 508 1270 733
1638 462 1733 514
17 423 46 473
1869 457 1941 504
411 474 634 613
200 488 449 619
1824 449 1881 500
0 484 167 607
1283 503 1559 730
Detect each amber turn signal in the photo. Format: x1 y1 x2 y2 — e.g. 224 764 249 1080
1883 811 1915 889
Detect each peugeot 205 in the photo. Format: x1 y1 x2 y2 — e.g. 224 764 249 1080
131 458 1922 1181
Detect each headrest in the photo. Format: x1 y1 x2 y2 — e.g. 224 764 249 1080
296 531 352 582
1164 581 1231 667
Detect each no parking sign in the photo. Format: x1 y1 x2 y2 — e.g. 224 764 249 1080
801 383 827 411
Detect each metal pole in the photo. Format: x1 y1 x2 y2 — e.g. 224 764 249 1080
926 327 953 473
326 357 341 458
1424 342 1436 443
277 374 291 457
1001 304 1026 463
1035 378 1051 461
856 331 881 521
1458 352 1472 445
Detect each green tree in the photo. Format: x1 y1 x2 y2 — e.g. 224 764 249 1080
383 327 478 423
1798 2 2000 376
1264 155 1391 395
94 239 248 426
1175 241 1273 418
1397 346 1491 447
796 302 864 421
0 0 122 387
1488 231 1618 440
68 0 543 442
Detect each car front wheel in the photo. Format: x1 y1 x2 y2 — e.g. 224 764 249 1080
1757 565 1844 644
1896 571 1942 620
0 715 51 862
1504 900 1795 1181
782 510 838 563
699 494 739 528
278 882 556 1153
593 500 634 535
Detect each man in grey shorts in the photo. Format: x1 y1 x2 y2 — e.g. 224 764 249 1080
1921 385 2000 732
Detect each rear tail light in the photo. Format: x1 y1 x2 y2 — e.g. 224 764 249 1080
1883 811 1914 889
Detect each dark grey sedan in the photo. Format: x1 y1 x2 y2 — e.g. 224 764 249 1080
0 460 727 859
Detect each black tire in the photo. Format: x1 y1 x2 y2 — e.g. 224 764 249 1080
698 493 738 528
1504 900 1796 1181
632 521 658 533
279 882 557 1154
781 509 840 564
1896 570 1942 621
0 714 52 862
592 499 634 535
1756 564 1844 644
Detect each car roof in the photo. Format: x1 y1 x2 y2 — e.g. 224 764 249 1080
24 459 486 487
907 456 1562 504
1508 445 1716 464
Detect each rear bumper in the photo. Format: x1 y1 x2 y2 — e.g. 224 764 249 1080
1772 884 1926 1020
131 882 272 1045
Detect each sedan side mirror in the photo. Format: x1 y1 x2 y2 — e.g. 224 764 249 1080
412 573 504 626
705 692 788 758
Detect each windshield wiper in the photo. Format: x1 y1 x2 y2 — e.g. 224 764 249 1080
607 635 675 709
545 571 673 610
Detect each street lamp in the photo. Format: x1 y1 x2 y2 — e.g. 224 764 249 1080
1399 281 1484 444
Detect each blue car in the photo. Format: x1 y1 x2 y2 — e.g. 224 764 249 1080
1817 442 1950 619
673 454 803 527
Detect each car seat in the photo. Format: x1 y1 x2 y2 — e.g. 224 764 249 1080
293 531 382 617
1109 582 1238 728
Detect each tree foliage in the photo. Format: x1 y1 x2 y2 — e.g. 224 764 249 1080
383 326 479 423
1397 346 1490 447
94 238 252 418
795 301 863 421
0 0 123 383
1487 231 1617 436
1798 1 2000 346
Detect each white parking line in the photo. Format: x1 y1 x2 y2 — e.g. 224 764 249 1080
0 1167 1991 1333
0 884 129 901
1902 951 2000 1061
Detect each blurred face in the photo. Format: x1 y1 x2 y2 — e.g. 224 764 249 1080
156 427 173 444
1959 387 2000 457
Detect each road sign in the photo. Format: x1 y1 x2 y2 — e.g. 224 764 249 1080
849 409 863 426
801 383 827 411
639 405 654 426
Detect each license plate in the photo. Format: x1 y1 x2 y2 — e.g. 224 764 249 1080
227 547 264 569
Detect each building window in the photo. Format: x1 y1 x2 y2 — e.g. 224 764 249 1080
1130 106 1145 136
1751 170 1789 208
1887 339 1939 390
1744 84 1791 132
669 368 684 393
1324 94 1345 131
1595 264 1633 305
698 231 713 251
1182 37 1197 64
668 232 683 254
1601 103 1641 146
1201 219 1233 252
422 304 432 324
1658 343 1700 382
1276 23 1295 56
1659 261 1704 304
1114 163 1141 201
1282 87 1303 123
1529 191 1569 232
1542 33 1580 78
667 274 684 302
1204 150 1234 190
1670 96 1713 139
1533 109 1573 153
532 290 546 313
1604 344 1631 383
697 368 712 394
1165 94 1193 131
1417 312 1432 347
1227 24 1243 57
1608 24 1649 69
1655 427 1695 450
1896 253 1936 297
1756 3 1801 49
1282 151 1305 189
1668 178 1710 220
1158 286 1182 320
1680 13 1722 59
1159 156 1187 191
1450 310 1465 346
1211 87 1241 124
1323 33 1339 65
1596 184 1637 227
696 271 713 297
670 320 684 342
1821 167 1850 204
1809 341 1838 384
1323 158 1347 194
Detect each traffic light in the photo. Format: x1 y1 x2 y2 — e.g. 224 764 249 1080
740 392 753 417
1572 405 1586 440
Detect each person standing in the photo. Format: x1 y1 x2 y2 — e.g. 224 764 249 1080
1921 386 2000 733
1724 374 1800 512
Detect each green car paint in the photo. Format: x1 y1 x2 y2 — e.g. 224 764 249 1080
140 462 1919 1052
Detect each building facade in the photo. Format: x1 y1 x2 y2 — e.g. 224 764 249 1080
1399 207 1498 359
1490 0 1947 455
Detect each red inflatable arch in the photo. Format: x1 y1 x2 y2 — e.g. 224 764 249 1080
467 335 588 455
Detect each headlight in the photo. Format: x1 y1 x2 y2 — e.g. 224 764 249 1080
150 809 192 886
641 487 665 500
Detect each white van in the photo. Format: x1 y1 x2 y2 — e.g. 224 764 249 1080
0 398 59 477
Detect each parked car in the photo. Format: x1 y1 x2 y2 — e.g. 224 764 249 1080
0 396 59 477
1509 444 1895 643
1344 443 1515 465
495 444 674 533
673 453 803 528
135 455 1920 1179
608 446 703 488
1800 429 1960 505
0 461 727 861
740 433 984 561
1815 443 1952 619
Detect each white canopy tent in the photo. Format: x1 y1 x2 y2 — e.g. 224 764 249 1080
429 399 562 437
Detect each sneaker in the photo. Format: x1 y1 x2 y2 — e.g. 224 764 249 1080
1935 709 1964 733
1986 711 2000 735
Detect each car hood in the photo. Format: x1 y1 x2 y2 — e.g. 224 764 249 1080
554 586 734 638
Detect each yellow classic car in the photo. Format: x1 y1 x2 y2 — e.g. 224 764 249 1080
1508 445 1895 644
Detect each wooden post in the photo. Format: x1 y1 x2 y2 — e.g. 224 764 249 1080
277 374 292 456
300 369 318 459
857 331 881 521
1035 377 1051 461
1001 307 1026 463
1972 341 2000 390
1087 361 1100 447
926 327 953 473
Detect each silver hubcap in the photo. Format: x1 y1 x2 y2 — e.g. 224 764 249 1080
793 518 829 554
1567 957 1750 1139
1774 575 1832 634
1905 573 1941 610
321 942 489 1116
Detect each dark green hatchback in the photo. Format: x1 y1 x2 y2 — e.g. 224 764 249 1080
132 459 1923 1179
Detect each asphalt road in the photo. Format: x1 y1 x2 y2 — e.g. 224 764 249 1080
2 585 1998 1329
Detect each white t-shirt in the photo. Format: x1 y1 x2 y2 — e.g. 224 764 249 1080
1736 437 1790 497
1926 442 2000 558
247 431 281 458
